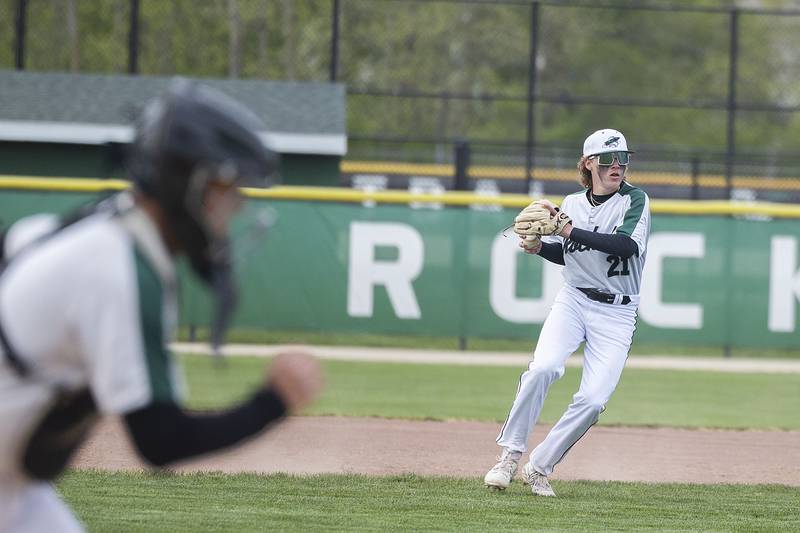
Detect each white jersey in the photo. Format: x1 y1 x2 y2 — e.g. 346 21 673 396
0 194 182 481
493 182 650 479
546 181 650 296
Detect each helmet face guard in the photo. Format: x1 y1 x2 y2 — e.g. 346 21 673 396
129 79 280 352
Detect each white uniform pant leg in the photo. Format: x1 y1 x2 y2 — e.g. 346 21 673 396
530 302 636 475
496 288 586 453
0 479 84 533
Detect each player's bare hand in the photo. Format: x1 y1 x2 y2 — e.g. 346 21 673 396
558 222 573 239
519 235 542 254
267 351 324 412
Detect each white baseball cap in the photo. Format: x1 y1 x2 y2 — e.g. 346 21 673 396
582 129 634 157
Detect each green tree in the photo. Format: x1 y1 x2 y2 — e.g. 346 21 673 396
8 0 800 162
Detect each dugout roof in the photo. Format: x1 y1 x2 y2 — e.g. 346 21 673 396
0 70 347 156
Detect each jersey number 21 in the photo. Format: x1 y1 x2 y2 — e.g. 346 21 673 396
606 255 630 277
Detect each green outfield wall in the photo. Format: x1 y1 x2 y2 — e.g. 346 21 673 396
1 182 799 349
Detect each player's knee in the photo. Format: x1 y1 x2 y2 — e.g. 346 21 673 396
588 401 606 416
574 392 607 414
527 361 565 380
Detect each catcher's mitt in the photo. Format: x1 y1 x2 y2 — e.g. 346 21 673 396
513 200 571 237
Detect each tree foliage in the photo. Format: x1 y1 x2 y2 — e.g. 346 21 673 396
5 0 800 156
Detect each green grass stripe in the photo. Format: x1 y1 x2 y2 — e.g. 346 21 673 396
58 470 800 532
180 355 800 430
180 327 800 359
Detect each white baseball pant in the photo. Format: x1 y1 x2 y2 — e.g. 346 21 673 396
0 477 84 533
496 284 637 475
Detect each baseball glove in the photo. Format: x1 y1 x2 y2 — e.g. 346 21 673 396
513 200 571 237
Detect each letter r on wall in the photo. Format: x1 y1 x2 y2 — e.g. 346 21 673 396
347 222 424 319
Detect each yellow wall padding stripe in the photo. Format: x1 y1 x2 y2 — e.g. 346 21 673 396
246 186 800 217
342 161 454 177
2 175 800 218
341 160 800 191
0 176 130 191
242 185 535 207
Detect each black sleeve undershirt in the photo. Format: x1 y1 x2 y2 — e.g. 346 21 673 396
568 228 639 258
537 241 565 265
123 388 287 466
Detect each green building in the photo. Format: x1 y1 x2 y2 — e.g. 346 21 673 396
0 70 346 186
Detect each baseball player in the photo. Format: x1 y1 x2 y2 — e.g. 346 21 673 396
484 129 650 497
0 80 323 531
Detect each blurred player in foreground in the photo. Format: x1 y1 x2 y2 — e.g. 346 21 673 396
484 129 650 497
0 80 323 531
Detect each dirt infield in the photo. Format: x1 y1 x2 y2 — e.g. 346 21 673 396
73 416 800 486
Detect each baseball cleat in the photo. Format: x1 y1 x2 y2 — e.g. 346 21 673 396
483 450 520 491
522 462 556 497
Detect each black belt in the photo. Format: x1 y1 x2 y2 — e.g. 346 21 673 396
577 287 631 305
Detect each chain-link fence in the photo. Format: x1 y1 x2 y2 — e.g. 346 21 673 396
4 0 800 200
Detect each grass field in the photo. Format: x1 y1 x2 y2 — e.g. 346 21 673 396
181 327 800 359
56 349 800 532
182 355 800 430
59 471 799 532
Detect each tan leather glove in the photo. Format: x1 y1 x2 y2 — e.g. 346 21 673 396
513 200 571 237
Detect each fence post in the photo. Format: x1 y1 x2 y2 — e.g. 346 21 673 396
330 0 341 82
724 9 739 199
128 0 140 74
454 140 470 191
723 9 739 357
525 1 541 192
691 156 700 200
14 0 26 70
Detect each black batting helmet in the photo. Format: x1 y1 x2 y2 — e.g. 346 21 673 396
128 78 279 282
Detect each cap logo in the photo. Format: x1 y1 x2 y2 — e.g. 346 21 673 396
604 136 620 148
